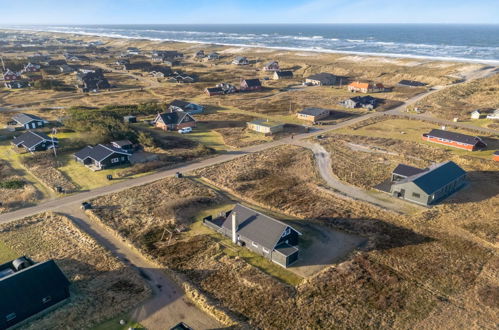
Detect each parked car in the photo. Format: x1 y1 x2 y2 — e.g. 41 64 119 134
178 127 193 134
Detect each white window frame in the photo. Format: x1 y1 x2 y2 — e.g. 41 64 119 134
6 313 16 321
251 241 258 248
262 247 269 253
111 157 119 163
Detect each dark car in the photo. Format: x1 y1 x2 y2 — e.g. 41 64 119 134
81 202 92 210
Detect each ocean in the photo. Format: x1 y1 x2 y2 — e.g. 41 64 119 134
5 24 499 64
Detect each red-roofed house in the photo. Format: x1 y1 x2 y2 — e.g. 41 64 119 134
348 81 385 93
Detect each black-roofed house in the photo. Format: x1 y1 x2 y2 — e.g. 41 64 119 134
205 87 224 96
206 52 220 61
297 108 330 123
398 80 427 87
390 161 466 205
0 256 70 329
12 131 58 152
194 50 205 59
273 71 293 80
341 95 380 110
169 100 205 115
9 113 48 130
263 61 280 71
305 73 337 86
111 140 134 152
22 62 41 73
422 129 487 151
232 56 249 65
2 69 20 81
76 69 111 93
240 78 262 91
74 144 132 170
153 111 196 131
5 81 30 89
203 204 302 267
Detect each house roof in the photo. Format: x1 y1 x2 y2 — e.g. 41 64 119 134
274 243 299 257
12 131 54 149
264 61 279 67
234 56 247 61
111 140 132 148
349 81 384 89
0 259 70 312
307 72 336 81
206 87 223 94
425 129 485 146
170 100 191 109
248 119 283 128
392 164 426 177
155 111 195 125
12 113 46 125
242 79 262 88
221 204 301 250
275 71 293 77
347 95 380 104
74 144 131 162
394 161 466 195
298 108 329 116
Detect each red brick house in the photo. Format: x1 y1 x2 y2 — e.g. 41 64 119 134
2 69 20 81
153 111 196 131
348 81 385 93
240 78 262 91
422 129 487 151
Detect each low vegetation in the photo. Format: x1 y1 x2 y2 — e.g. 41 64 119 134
0 159 38 213
0 213 151 329
20 152 78 192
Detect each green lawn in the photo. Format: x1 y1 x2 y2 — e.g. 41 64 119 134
0 241 18 264
0 142 55 200
188 202 303 286
335 118 498 160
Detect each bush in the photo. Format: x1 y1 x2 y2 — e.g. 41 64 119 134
0 180 25 189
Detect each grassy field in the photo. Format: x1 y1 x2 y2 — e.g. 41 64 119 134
414 74 499 127
0 240 18 264
0 213 151 329
335 118 499 160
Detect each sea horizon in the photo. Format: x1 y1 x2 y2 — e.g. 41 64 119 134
3 23 499 64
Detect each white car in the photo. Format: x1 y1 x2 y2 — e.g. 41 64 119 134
178 127 193 134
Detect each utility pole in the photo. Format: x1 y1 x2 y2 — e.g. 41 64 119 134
51 128 57 157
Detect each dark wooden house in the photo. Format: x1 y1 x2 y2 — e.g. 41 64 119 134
0 257 70 329
203 204 301 267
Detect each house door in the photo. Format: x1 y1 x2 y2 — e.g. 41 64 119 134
399 189 405 198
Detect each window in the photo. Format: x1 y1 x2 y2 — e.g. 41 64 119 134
111 158 119 163
412 192 421 198
42 296 52 304
262 247 269 253
6 313 16 322
251 242 258 248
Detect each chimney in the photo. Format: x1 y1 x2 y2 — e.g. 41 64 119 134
231 211 238 244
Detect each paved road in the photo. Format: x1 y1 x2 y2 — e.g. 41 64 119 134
62 206 222 330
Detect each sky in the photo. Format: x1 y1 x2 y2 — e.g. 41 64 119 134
0 0 498 25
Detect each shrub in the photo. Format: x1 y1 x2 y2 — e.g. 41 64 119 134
0 180 25 189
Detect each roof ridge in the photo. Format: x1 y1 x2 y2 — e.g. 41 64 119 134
235 204 300 233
